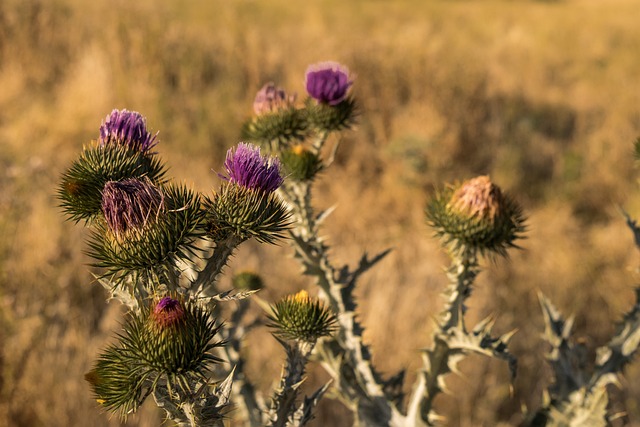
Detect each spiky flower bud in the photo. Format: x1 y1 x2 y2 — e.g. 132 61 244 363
223 143 284 193
426 176 526 256
203 182 290 245
268 290 336 343
86 297 224 418
280 144 322 182
305 62 353 106
151 296 186 328
204 143 290 244
99 109 158 153
101 178 164 242
232 271 264 291
242 84 308 147
138 296 224 374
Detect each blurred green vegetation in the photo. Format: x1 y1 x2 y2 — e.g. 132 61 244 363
2 0 640 425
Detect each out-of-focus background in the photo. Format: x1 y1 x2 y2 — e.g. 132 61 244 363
2 0 640 425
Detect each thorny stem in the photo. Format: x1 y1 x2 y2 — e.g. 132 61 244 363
267 341 315 427
279 159 401 425
221 301 265 426
411 246 480 424
191 234 243 296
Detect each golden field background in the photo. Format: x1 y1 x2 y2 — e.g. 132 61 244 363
2 0 640 425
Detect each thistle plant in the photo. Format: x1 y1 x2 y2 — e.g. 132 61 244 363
57 64 640 427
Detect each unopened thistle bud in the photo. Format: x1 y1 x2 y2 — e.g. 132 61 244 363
267 290 336 343
232 271 264 291
137 296 223 374
99 109 158 153
101 178 164 241
150 296 186 329
280 144 322 182
86 297 224 418
222 143 284 193
242 84 307 147
304 62 357 132
426 176 526 257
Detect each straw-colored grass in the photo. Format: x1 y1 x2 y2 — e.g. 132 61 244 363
2 0 640 425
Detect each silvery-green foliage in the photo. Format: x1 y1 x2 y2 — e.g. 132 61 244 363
527 279 640 426
57 64 640 427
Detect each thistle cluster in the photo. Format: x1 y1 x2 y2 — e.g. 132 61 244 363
58 108 293 424
57 60 640 427
242 61 357 151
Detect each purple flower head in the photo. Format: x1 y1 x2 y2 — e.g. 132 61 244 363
99 109 158 153
222 143 283 193
305 61 353 105
151 296 185 329
100 178 164 239
253 82 296 116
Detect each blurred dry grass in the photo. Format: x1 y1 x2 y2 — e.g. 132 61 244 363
2 0 640 425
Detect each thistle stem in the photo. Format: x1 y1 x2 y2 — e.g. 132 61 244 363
411 246 480 424
279 177 401 426
192 234 243 295
267 341 314 427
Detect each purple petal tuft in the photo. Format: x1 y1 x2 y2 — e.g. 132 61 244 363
222 143 283 193
99 109 158 152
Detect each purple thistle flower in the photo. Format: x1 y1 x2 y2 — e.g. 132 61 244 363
101 178 164 239
253 82 296 116
151 296 185 329
305 61 353 105
222 143 283 193
99 109 158 153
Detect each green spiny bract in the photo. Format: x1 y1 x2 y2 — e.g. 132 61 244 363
241 107 308 148
84 347 145 419
58 143 167 223
280 144 322 182
86 297 224 419
86 183 203 286
426 175 526 257
203 182 291 244
304 97 358 133
268 290 336 343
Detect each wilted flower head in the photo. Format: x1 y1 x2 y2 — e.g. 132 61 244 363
448 176 503 223
99 109 158 153
222 143 283 193
151 296 186 329
101 178 164 240
427 175 526 257
253 82 296 116
268 290 336 342
305 61 353 105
